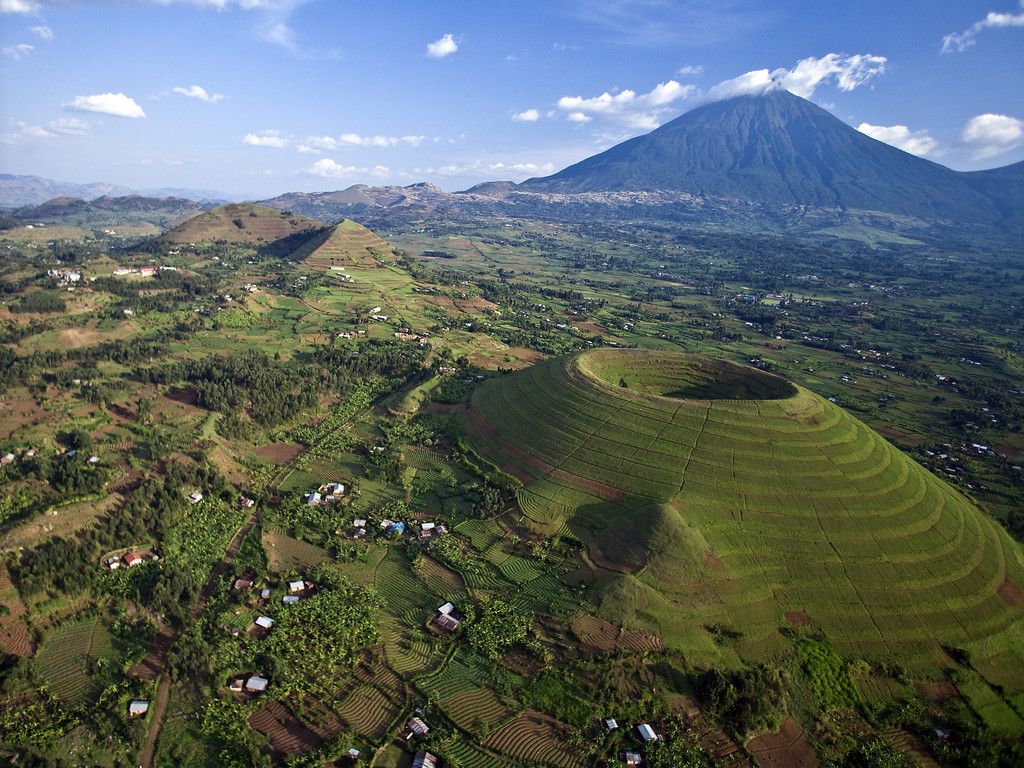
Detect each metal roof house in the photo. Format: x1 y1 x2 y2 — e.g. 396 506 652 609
128 700 149 717
245 675 269 692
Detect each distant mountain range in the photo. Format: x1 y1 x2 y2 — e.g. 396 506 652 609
7 92 1023 239
0 174 240 207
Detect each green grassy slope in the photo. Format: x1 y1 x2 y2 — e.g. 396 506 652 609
466 349 1024 672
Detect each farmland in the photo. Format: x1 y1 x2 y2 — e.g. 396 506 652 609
466 348 1024 674
0 202 1022 768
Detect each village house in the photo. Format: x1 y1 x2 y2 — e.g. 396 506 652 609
254 616 274 630
228 678 245 692
189 491 204 504
604 718 618 731
139 266 158 277
1 453 15 466
637 723 658 742
305 491 322 506
282 595 300 605
412 753 438 768
623 751 642 766
402 717 430 740
239 496 255 509
128 700 149 718
122 552 143 568
288 580 306 594
233 578 253 591
245 675 269 693
87 455 100 464
105 556 121 570
434 602 461 632
260 588 271 600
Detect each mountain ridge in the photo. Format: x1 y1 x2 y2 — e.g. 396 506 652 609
519 91 1021 228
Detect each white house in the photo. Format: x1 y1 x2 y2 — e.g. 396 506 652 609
255 616 274 629
128 700 149 717
245 676 269 692
638 724 657 742
288 580 305 593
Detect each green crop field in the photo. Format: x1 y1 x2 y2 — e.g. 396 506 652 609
466 348 1024 674
33 616 113 705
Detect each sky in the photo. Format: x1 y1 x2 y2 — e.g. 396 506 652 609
1 0 1023 197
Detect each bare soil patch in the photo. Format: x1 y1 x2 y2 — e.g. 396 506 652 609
249 700 323 756
785 610 812 627
748 716 818 768
0 564 33 657
998 577 1022 607
255 442 304 464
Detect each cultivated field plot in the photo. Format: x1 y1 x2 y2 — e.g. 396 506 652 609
32 615 113 704
0 564 32 657
482 709 583 768
466 349 1024 671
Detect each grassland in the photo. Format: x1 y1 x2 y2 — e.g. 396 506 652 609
161 204 322 245
467 348 1024 674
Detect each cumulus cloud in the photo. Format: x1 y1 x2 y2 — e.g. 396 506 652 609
307 158 363 177
0 0 38 13
857 123 940 157
30 24 51 40
2 43 33 59
14 117 88 140
427 160 557 178
556 79 696 129
66 92 146 118
706 54 887 101
942 7 1024 53
551 53 886 135
297 133 423 152
426 33 458 58
172 84 224 103
512 109 540 122
960 113 1024 158
677 64 703 76
242 129 289 147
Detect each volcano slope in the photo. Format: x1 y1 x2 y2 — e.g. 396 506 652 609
465 349 1024 672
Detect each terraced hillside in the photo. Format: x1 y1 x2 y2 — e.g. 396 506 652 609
466 348 1024 674
288 218 393 268
162 203 323 244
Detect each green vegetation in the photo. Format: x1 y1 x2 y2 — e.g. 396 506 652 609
0 200 1021 768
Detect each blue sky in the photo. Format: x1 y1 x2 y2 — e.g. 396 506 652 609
1 0 1023 196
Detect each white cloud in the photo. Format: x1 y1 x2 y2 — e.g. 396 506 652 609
703 53 887 102
0 0 38 13
426 33 458 58
242 129 289 147
943 8 1024 53
66 92 146 118
428 160 557 178
549 53 887 137
960 113 1024 158
307 158 363 177
172 84 224 103
556 79 696 129
512 109 540 122
30 24 52 40
857 123 940 157
297 133 424 152
2 43 33 59
14 116 88 140
677 64 703 76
